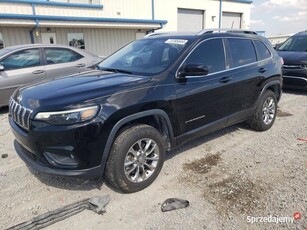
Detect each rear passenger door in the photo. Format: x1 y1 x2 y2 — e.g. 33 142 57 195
225 38 271 124
175 38 234 136
43 48 87 78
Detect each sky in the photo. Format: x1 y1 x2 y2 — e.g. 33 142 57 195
250 0 307 36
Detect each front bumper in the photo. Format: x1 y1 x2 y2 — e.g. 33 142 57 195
282 67 307 90
9 116 108 179
14 140 102 179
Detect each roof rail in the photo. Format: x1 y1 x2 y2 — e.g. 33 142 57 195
197 28 258 35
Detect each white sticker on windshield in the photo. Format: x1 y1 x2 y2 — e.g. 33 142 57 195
165 39 188 45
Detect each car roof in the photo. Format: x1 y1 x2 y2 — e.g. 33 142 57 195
293 31 307 37
3 43 79 50
0 43 99 58
145 29 262 40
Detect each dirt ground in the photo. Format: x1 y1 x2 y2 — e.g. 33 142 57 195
0 90 306 230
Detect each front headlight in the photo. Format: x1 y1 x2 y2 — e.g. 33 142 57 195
34 106 99 125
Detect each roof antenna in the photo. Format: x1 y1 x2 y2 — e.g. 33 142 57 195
231 21 234 29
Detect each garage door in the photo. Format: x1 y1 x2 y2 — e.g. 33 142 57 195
222 12 241 29
177 9 204 32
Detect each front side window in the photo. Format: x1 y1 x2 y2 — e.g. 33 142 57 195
184 38 226 74
254 40 271 60
228 38 257 68
98 37 191 75
278 36 307 52
68 33 85 49
45 48 83 64
0 32 4 49
0 49 40 70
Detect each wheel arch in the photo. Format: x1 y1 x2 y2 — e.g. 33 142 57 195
100 109 175 174
257 80 282 104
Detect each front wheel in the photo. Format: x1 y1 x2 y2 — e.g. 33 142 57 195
249 90 277 131
105 124 165 193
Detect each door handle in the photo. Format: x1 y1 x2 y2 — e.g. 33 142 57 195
219 76 232 83
258 68 267 73
76 63 86 67
32 70 45 74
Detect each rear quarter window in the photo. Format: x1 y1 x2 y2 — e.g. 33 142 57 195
227 38 257 68
254 40 271 60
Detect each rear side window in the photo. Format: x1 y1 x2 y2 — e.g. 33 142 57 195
228 38 257 68
254 40 271 60
185 38 226 74
45 48 83 65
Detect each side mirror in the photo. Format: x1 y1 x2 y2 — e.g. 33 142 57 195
0 64 4 71
178 64 209 78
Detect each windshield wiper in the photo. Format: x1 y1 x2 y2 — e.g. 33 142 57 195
98 67 132 74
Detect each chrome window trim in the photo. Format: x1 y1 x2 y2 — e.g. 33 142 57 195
176 37 273 79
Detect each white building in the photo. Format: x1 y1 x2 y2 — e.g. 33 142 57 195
0 0 252 56
267 34 292 46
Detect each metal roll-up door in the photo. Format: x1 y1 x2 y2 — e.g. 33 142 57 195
177 9 204 32
222 12 242 29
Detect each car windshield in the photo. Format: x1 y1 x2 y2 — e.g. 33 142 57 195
278 36 307 52
98 37 191 75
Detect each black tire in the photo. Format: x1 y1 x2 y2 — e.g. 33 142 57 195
249 90 277 131
105 124 165 193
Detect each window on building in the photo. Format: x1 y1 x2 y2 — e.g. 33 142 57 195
0 33 4 49
254 40 271 60
45 48 83 64
184 38 226 74
227 38 257 68
0 49 40 70
68 33 85 49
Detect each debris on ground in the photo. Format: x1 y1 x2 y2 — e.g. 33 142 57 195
1 154 8 159
161 198 189 212
7 195 110 230
297 137 307 142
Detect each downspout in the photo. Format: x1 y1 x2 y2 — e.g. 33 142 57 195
219 0 222 29
151 0 155 20
30 3 39 44
146 0 160 34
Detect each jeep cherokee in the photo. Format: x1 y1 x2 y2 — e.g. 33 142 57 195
9 30 283 193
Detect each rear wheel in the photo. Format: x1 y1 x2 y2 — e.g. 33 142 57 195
249 90 277 131
105 124 165 193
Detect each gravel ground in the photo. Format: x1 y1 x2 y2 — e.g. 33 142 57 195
0 90 306 230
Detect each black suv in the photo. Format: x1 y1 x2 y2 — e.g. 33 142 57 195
9 30 283 193
277 31 307 90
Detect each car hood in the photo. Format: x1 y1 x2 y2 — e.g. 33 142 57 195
15 70 151 110
277 51 307 65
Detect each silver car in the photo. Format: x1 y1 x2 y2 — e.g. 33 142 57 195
0 44 102 107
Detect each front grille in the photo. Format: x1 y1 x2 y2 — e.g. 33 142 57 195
283 64 305 69
9 98 33 131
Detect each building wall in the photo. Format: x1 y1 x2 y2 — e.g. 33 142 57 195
35 27 138 56
0 1 252 31
267 35 291 46
0 0 252 56
154 0 251 31
0 27 32 47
